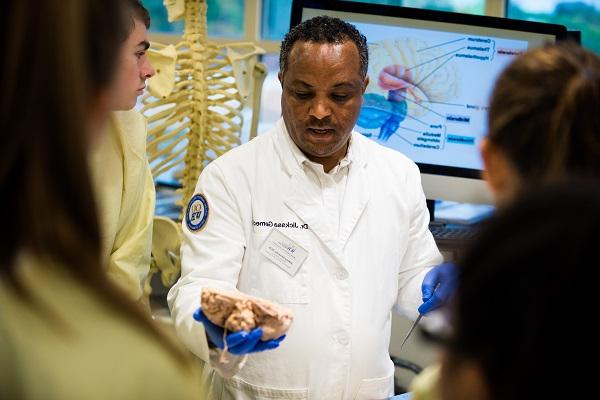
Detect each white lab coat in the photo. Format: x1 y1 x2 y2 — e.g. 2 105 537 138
168 118 442 400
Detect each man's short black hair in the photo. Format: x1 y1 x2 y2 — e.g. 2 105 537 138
279 16 369 78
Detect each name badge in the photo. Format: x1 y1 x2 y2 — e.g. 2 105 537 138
260 229 308 277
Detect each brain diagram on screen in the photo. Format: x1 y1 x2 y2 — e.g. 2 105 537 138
360 37 462 141
354 22 528 169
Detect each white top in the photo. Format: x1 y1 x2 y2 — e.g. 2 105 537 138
168 118 442 400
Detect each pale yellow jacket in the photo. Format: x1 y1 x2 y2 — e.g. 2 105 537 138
410 363 442 400
90 110 155 301
0 254 204 399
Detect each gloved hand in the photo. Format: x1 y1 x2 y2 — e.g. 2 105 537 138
193 308 285 355
418 262 457 314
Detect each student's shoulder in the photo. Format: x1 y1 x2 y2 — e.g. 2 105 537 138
111 109 148 160
113 109 145 127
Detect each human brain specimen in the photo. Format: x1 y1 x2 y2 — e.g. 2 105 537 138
201 288 293 340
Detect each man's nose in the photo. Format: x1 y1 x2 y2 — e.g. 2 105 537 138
309 97 332 120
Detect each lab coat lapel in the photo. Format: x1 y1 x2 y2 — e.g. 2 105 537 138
274 118 348 269
283 173 346 266
338 160 370 250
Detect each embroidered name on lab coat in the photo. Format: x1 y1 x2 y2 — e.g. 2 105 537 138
252 220 309 229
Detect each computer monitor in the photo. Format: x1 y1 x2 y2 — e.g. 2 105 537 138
290 0 567 206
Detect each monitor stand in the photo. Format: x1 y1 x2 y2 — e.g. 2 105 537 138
426 199 436 222
427 198 495 226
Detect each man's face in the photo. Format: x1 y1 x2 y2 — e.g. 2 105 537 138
111 18 155 110
279 41 368 170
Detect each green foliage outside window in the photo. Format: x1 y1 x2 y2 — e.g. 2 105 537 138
508 1 600 54
261 0 484 41
346 0 485 14
142 0 244 38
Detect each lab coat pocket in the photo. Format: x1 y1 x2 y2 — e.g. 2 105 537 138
247 231 310 304
223 376 308 400
354 373 395 400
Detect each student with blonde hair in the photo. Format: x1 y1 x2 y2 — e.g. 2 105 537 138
0 1 203 398
480 42 600 205
411 42 600 400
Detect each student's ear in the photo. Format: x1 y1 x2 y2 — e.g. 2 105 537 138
480 138 518 205
440 354 491 400
480 138 494 185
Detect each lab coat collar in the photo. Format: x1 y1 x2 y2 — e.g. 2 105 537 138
275 118 370 268
275 117 367 177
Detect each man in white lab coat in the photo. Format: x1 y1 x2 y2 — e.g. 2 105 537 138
168 16 451 400
91 0 156 303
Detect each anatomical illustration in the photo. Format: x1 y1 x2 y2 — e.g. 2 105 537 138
358 37 460 141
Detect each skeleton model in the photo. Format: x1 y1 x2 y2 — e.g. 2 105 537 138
142 0 267 295
142 0 266 211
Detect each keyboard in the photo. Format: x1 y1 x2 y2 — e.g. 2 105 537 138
429 223 479 246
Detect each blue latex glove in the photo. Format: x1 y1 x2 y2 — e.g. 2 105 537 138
418 262 457 314
193 308 285 355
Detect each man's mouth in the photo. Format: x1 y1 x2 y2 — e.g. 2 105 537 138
308 127 334 134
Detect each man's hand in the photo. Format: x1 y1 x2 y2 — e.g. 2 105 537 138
193 308 285 355
418 262 457 314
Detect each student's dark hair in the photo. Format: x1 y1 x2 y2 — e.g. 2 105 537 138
280 15 369 78
0 0 187 364
488 43 600 184
126 0 151 30
447 180 600 400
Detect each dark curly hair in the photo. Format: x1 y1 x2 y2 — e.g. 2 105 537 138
280 15 369 78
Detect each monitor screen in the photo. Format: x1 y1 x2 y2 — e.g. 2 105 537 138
291 0 567 205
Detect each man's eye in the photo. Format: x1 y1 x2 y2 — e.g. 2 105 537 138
294 92 311 99
331 94 349 101
136 52 145 59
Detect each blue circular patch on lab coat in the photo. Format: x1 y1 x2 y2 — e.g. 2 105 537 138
185 193 209 231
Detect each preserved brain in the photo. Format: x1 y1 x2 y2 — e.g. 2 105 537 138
201 287 293 340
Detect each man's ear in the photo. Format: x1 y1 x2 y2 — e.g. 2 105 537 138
362 76 369 94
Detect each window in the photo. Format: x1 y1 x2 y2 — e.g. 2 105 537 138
261 0 294 41
142 0 183 33
142 0 245 38
347 0 485 15
507 0 600 54
260 0 485 42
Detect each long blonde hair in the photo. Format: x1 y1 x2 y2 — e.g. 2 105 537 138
0 0 189 364
487 43 600 184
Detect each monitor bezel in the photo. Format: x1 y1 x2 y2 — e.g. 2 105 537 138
290 0 568 180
